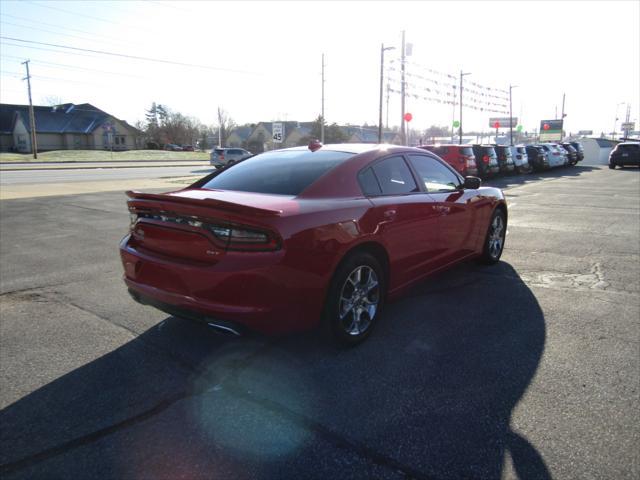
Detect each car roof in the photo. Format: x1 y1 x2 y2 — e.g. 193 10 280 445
278 143 401 155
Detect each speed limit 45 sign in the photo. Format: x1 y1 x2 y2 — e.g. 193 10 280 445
272 122 284 143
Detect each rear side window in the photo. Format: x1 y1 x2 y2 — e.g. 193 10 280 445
202 150 353 195
371 156 418 195
358 168 382 196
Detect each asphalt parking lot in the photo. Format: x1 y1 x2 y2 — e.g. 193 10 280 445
0 165 638 479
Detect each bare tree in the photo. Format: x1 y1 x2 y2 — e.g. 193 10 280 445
217 107 236 147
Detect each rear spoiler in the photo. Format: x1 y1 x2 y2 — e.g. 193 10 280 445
125 191 283 217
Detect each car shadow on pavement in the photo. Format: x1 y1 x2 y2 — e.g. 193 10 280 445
0 262 550 479
484 164 599 190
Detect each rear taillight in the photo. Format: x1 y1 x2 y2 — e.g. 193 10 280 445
483 155 489 164
220 153 225 160
208 225 279 251
130 209 280 251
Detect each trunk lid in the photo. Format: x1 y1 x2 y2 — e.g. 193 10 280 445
126 189 292 262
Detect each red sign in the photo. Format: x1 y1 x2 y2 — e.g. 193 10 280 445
493 121 501 129
404 113 413 122
543 123 550 130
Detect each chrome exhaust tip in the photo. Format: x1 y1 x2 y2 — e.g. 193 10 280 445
207 321 242 336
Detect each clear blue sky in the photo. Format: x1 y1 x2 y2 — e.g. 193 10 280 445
1 0 638 136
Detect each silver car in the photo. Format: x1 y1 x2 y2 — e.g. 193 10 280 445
210 147 252 167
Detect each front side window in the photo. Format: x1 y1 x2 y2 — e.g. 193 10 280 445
408 155 461 193
371 156 419 195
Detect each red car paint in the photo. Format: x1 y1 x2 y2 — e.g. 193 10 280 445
120 144 506 335
418 144 479 177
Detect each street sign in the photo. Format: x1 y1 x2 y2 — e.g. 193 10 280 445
489 117 517 128
578 130 593 136
404 113 413 122
272 122 284 143
539 119 563 141
621 122 635 131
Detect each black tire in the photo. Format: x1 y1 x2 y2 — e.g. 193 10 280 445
609 163 616 169
323 252 385 346
478 208 507 265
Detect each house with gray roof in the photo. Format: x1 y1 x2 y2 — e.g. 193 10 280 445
226 126 254 148
341 125 400 144
0 103 143 153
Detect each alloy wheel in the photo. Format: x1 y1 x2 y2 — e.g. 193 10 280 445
338 266 380 336
488 214 505 259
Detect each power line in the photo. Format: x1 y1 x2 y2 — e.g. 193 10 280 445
0 41 133 62
0 69 119 88
25 0 159 35
0 36 260 75
2 54 149 79
0 13 131 45
0 20 129 47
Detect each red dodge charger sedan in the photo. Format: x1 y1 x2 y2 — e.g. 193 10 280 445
121 143 507 344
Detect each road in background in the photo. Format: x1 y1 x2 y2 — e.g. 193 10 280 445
1 165 638 479
0 166 214 185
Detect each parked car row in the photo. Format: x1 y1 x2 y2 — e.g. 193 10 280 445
164 144 196 151
418 142 585 178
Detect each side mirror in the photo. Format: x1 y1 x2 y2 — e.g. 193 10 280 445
463 176 481 189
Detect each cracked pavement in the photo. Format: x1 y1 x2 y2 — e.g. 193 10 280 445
1 165 638 479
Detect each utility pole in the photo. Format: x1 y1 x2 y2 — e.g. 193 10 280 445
321 53 325 143
509 84 518 146
451 85 456 143
561 93 566 140
459 71 471 145
378 44 395 143
385 83 390 129
21 60 38 159
400 31 406 145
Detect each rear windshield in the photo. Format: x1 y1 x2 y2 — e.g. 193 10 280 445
201 149 354 195
516 147 526 153
460 147 474 156
483 147 497 157
618 144 639 151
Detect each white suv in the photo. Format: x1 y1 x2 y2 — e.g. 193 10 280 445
539 143 567 168
210 148 252 167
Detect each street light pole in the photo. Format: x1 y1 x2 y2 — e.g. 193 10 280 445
459 71 471 145
378 44 395 143
400 31 406 145
612 102 625 140
509 84 518 146
321 53 325 143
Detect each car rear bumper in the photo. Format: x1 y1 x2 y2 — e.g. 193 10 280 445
120 237 324 335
